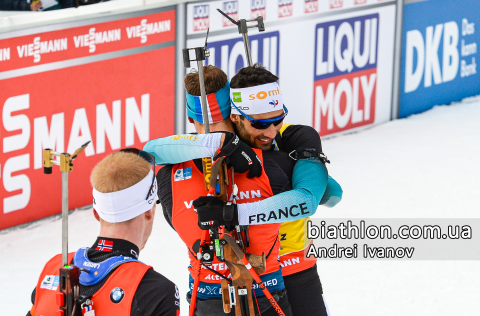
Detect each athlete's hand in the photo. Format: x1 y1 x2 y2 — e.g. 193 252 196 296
30 1 42 11
193 196 238 230
215 133 262 178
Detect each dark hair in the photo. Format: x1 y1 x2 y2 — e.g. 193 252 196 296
230 63 279 88
184 65 228 95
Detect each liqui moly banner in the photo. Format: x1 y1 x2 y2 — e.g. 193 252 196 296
186 1 396 136
0 8 176 230
400 0 480 118
313 14 379 135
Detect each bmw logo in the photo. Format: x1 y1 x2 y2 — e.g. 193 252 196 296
110 287 124 303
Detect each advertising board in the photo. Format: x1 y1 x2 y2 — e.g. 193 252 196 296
185 0 396 136
0 8 176 230
400 0 480 118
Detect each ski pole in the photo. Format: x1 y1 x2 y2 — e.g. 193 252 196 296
43 141 90 316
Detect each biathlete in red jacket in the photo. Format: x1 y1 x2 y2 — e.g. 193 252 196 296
145 65 342 315
28 150 180 316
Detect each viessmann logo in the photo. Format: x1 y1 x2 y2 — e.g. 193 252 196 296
313 14 379 136
193 4 210 31
17 36 68 63
73 28 121 53
222 1 239 27
0 47 10 62
0 93 150 214
126 19 172 44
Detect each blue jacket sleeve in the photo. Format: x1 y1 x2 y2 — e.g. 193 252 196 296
237 158 328 225
143 133 222 165
320 176 343 207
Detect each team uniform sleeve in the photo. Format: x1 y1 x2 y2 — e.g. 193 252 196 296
143 133 222 165
277 124 323 152
237 158 328 225
320 176 343 207
279 124 343 207
156 165 175 230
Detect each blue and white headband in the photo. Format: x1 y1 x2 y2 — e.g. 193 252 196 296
186 81 231 124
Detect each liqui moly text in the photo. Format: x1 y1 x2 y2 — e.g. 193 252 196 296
313 14 379 135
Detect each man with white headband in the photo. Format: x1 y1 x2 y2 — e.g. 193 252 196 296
144 65 341 315
28 150 180 316
195 64 337 316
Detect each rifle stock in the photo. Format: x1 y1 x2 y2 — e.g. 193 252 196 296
58 265 82 316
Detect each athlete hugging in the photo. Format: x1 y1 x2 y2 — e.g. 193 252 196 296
144 64 342 316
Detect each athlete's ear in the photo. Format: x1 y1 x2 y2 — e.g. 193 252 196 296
93 209 100 222
145 209 154 221
230 114 240 123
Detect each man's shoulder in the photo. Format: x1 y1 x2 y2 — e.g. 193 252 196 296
277 124 322 152
280 123 317 135
134 268 180 315
142 268 176 286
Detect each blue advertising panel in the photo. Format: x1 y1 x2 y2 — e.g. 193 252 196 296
205 31 280 79
400 0 480 118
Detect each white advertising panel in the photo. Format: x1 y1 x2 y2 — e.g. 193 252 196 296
185 0 396 136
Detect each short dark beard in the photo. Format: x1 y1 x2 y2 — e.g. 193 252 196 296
233 119 254 147
233 118 273 150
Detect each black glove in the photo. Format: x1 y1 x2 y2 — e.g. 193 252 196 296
193 196 239 230
214 133 262 178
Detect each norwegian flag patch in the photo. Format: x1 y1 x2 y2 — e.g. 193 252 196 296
96 239 113 252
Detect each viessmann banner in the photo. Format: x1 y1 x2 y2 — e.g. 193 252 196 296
400 0 480 118
185 0 396 136
0 8 176 230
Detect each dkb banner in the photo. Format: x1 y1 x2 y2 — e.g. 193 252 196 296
400 0 480 118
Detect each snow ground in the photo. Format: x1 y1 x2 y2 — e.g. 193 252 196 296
1 96 479 316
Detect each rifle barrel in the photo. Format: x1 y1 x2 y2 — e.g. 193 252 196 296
197 59 210 134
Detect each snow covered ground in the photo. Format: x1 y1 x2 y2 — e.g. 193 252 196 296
1 96 479 316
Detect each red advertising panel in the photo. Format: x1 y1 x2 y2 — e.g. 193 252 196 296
0 9 176 230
